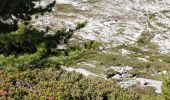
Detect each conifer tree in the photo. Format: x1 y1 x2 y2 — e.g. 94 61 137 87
0 0 86 56
0 0 55 32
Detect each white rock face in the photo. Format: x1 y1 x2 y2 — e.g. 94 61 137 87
118 78 162 94
61 66 106 78
111 66 133 74
61 66 96 77
138 57 150 62
120 49 134 56
110 66 162 93
111 73 132 79
135 78 162 94
56 0 72 4
36 0 170 53
119 80 138 88
152 34 170 53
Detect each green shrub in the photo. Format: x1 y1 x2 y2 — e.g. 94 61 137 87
0 21 89 71
0 68 159 100
162 72 170 100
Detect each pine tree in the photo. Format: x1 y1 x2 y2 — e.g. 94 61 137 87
0 0 87 70
0 0 55 32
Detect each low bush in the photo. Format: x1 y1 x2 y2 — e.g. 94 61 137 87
0 68 160 100
162 72 170 100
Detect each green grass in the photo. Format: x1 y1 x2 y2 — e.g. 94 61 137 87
162 73 170 100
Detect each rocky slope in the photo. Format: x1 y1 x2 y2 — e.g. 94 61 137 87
34 0 170 94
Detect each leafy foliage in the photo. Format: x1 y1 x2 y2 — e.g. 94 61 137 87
0 68 161 100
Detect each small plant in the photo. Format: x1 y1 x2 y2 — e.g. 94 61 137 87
137 31 154 46
162 71 170 100
76 21 88 30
